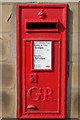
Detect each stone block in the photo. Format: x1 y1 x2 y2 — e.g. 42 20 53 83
78 33 80 62
68 4 78 33
1 4 13 32
72 63 78 89
0 34 11 60
0 5 2 32
2 62 15 88
0 62 2 88
0 35 2 60
78 63 80 89
71 90 78 118
78 3 80 32
67 33 78 62
2 89 15 118
72 33 78 62
0 89 2 118
78 90 80 119
10 5 16 59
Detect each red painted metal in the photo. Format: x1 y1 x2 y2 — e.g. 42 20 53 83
38 9 46 19
17 4 67 119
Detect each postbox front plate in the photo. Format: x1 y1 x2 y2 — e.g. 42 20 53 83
17 4 67 119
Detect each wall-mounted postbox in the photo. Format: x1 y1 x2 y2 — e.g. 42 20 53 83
17 4 67 119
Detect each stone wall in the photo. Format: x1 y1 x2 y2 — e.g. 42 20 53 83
0 2 80 119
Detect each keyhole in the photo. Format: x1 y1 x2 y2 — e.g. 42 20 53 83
31 75 33 77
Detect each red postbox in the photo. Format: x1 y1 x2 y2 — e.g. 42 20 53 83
17 4 67 119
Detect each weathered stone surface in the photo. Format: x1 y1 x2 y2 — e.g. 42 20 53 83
79 90 80 119
2 62 15 88
72 33 78 62
68 4 78 33
1 4 13 32
0 89 2 118
78 33 80 63
0 37 2 60
78 63 80 89
0 62 2 88
2 89 15 118
11 5 16 59
67 33 78 62
0 0 79 2
0 34 11 60
72 63 78 89
0 5 2 32
71 90 78 118
78 4 80 33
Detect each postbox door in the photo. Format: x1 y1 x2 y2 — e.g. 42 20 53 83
25 40 60 113
17 4 67 119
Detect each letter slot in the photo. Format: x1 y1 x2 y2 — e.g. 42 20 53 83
25 19 59 32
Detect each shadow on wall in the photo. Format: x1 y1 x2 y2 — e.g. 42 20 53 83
66 4 73 118
2 91 11 113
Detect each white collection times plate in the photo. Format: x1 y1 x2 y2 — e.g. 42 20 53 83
33 41 51 70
